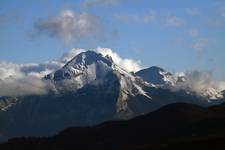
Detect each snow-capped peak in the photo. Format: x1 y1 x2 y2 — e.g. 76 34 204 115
135 66 176 86
136 66 224 100
45 50 151 101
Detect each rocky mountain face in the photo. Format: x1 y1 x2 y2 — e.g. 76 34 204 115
135 66 225 101
0 51 154 141
135 66 176 86
0 51 224 141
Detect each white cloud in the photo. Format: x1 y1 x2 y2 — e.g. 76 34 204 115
218 81 225 92
0 61 23 80
166 16 184 27
0 62 51 97
0 59 64 96
96 47 142 72
174 71 225 99
176 71 213 93
33 10 102 44
185 8 201 16
0 76 51 97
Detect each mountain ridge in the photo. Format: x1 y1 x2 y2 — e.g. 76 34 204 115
0 50 224 142
1 102 225 150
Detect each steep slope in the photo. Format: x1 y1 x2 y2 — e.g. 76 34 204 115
45 51 114 92
135 66 176 86
0 51 224 142
45 51 153 117
136 66 224 100
1 103 225 150
0 51 155 141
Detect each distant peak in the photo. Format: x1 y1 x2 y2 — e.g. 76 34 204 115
147 66 166 72
135 66 175 85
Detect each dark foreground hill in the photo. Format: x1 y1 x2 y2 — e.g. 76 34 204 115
1 103 225 150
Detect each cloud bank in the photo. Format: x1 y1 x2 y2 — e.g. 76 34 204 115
33 10 102 44
0 76 50 97
0 62 52 97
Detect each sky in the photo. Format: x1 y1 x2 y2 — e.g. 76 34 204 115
1 0 225 80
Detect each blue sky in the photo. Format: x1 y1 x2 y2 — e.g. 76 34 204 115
1 0 225 80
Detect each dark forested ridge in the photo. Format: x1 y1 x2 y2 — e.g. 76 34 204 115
1 102 225 150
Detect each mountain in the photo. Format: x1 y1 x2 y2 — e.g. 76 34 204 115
1 103 225 150
135 66 224 100
0 51 156 141
135 66 176 86
0 50 224 141
44 51 153 118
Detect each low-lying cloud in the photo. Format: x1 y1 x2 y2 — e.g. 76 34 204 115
0 62 52 97
33 10 102 45
0 76 50 97
174 70 225 99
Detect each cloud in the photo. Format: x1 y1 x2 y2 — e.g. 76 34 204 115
0 62 51 97
20 61 63 77
218 81 225 92
96 47 142 72
115 11 156 24
0 76 51 97
176 71 213 93
174 70 225 99
166 16 184 27
0 62 23 80
33 10 102 45
185 8 201 16
0 59 64 96
82 0 122 8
